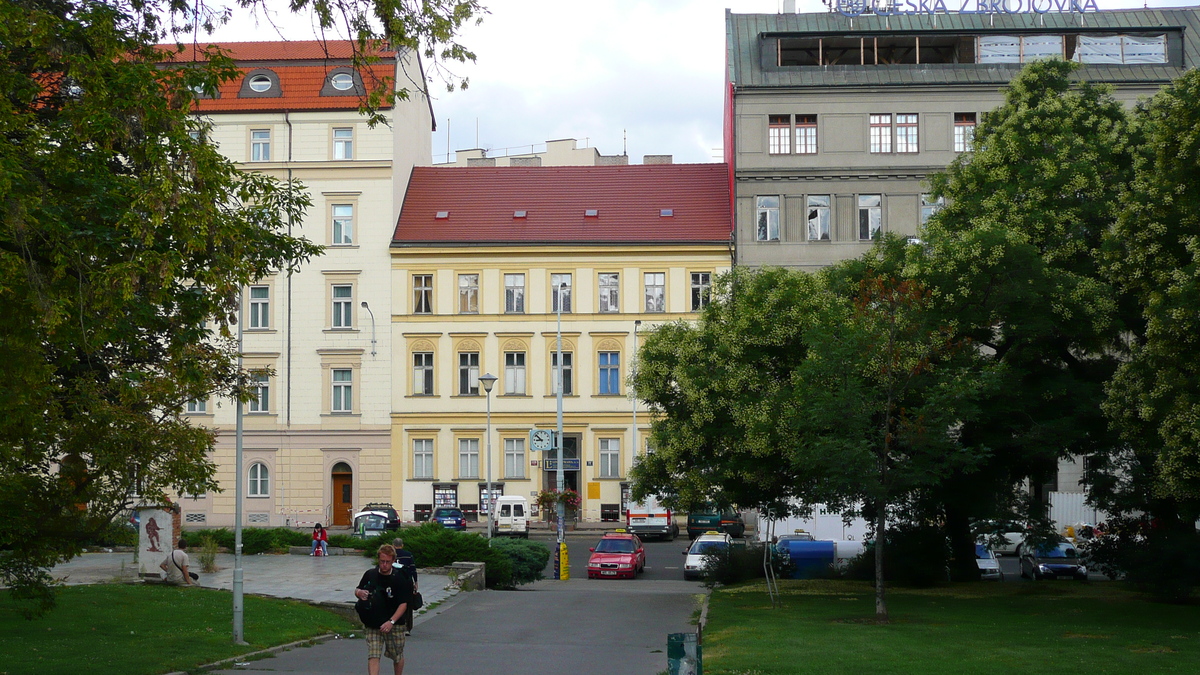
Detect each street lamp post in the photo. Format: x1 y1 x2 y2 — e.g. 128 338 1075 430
360 301 376 358
479 372 498 542
555 283 567 550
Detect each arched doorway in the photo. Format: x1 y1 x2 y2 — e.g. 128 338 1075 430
331 462 353 527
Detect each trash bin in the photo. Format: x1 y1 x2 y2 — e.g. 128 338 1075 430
667 632 701 675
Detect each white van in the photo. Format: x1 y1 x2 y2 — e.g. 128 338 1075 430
492 496 529 538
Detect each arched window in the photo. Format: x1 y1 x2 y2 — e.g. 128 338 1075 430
331 72 354 90
248 462 270 496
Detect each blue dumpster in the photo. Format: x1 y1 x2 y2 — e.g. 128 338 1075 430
779 540 836 579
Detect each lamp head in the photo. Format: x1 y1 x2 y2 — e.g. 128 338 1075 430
360 301 369 309
479 372 498 393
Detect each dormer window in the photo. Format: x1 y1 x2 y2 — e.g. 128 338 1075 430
248 75 272 92
331 73 354 91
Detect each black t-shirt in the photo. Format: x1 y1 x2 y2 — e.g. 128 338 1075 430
356 566 412 629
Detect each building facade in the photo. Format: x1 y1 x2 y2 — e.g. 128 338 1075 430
389 164 731 523
167 41 433 529
727 7 1200 271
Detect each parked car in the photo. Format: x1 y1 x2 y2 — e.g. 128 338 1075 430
432 507 467 531
687 509 745 539
362 502 400 531
1020 542 1087 581
975 544 1003 581
774 531 815 551
352 509 391 539
682 531 732 580
973 519 1026 555
626 497 679 541
586 531 646 579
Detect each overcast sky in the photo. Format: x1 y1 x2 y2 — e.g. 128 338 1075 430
207 0 1195 165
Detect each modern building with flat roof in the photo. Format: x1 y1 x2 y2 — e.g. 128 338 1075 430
726 5 1200 271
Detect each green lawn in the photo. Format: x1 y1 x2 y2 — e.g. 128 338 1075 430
703 580 1200 675
0 584 358 675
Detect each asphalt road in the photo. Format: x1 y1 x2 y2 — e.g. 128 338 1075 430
531 532 702 583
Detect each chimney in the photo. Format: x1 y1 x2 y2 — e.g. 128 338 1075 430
509 156 543 167
596 155 629 166
467 157 497 167
643 155 673 165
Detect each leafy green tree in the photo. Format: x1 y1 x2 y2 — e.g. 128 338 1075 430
917 59 1133 575
0 0 480 617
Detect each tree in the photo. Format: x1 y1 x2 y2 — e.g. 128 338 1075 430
917 59 1133 576
0 0 480 617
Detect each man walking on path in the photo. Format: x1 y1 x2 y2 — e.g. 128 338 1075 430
392 537 417 634
355 544 411 675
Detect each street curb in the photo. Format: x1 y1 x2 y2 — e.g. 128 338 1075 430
162 633 340 675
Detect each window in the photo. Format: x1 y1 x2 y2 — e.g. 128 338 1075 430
505 274 525 313
807 195 831 241
644 273 665 313
413 275 432 314
768 114 791 154
248 285 270 329
954 113 976 152
249 372 269 412
413 352 434 395
248 75 272 92
331 72 355 91
248 462 270 496
858 194 882 241
599 351 620 395
552 274 572 313
691 272 711 311
505 352 526 395
795 115 817 154
599 438 620 478
332 285 353 328
332 369 352 412
459 352 479 395
1076 34 1166 64
921 194 945 225
896 114 919 153
186 399 207 414
599 273 620 313
333 127 353 159
458 274 479 313
756 196 780 242
504 438 525 479
552 351 573 395
458 438 480 478
413 439 434 479
979 35 1064 63
332 204 353 244
870 114 892 153
251 129 271 161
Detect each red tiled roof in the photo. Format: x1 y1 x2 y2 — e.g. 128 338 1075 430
157 41 394 112
393 164 732 245
160 40 392 62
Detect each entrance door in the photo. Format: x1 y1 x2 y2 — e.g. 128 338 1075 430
332 463 353 527
543 434 581 517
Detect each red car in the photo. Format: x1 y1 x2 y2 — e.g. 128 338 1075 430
587 531 646 579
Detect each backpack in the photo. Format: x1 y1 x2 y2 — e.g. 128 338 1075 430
354 570 392 629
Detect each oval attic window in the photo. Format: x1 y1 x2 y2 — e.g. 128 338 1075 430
248 74 272 92
331 73 354 91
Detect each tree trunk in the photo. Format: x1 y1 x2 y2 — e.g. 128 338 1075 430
946 506 980 582
875 502 888 622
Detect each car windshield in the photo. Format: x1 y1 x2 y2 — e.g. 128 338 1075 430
1036 543 1077 558
356 515 387 530
975 544 994 559
434 509 461 518
595 539 635 553
690 541 727 555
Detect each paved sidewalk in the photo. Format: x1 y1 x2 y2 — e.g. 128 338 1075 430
50 552 453 607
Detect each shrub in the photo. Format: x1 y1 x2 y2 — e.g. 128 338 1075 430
365 522 515 589
184 527 310 555
197 534 219 573
842 523 949 587
1083 515 1200 603
490 538 551 585
328 534 366 550
701 543 786 588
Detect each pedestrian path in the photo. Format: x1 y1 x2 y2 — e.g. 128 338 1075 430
50 551 453 607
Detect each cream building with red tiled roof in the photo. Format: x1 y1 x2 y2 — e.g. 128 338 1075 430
169 41 433 529
389 164 731 524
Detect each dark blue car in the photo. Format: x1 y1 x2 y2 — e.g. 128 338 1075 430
1020 542 1087 581
433 507 467 531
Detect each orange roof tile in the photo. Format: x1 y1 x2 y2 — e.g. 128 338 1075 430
157 40 395 113
393 165 732 245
